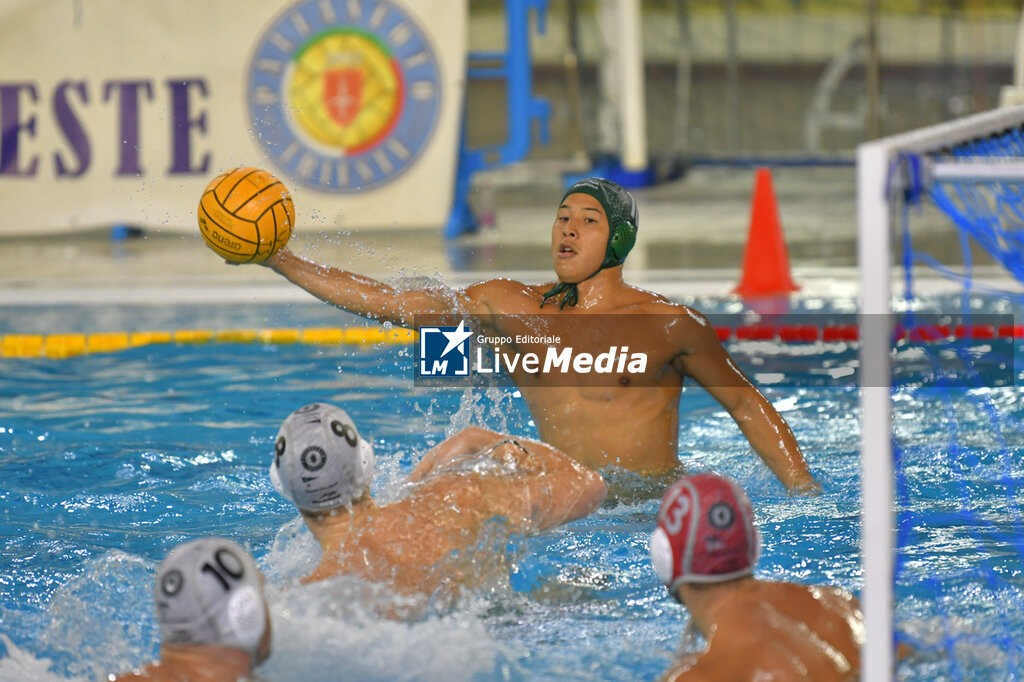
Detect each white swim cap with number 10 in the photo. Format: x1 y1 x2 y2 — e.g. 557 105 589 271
154 537 267 656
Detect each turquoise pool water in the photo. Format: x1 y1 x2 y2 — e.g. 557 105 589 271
0 297 1021 681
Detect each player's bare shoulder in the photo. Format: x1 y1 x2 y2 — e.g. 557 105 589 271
636 297 722 354
626 289 712 325
598 283 662 311
464 277 542 314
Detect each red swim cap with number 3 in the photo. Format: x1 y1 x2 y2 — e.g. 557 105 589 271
649 473 760 593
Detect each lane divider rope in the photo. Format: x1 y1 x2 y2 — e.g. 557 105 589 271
0 327 417 358
1 324 1020 359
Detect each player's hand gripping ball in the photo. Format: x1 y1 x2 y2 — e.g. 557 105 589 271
197 167 294 263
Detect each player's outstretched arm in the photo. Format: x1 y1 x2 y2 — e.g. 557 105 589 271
262 247 466 327
714 382 817 493
415 429 607 528
672 312 819 494
408 428 605 530
503 436 607 530
407 427 508 483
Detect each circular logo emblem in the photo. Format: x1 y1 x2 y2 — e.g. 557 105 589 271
247 0 441 192
160 569 184 597
707 502 735 530
301 446 328 472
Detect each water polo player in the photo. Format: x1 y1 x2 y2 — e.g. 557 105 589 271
245 177 817 492
270 403 605 597
648 473 863 681
111 537 271 681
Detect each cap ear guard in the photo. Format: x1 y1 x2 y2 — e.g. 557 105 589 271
227 584 267 652
270 433 292 501
269 457 292 503
649 527 674 588
608 219 637 263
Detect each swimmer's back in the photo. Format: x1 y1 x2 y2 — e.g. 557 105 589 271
306 439 603 593
665 582 862 682
305 478 496 591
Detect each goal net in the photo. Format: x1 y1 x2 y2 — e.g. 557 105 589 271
858 104 1024 681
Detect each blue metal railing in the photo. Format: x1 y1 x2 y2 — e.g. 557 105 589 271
445 0 550 238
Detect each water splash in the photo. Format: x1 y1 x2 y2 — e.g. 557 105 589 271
0 635 86 682
23 551 155 680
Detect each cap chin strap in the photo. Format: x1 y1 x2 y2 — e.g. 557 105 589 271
540 281 579 309
540 258 618 310
540 228 626 307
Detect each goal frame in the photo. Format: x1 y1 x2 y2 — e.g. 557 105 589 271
856 102 1024 682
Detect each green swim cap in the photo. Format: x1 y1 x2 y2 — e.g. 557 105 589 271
541 178 639 309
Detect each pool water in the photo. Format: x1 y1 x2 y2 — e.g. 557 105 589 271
0 297 1021 681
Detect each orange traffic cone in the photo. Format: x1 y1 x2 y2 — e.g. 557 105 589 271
733 168 800 297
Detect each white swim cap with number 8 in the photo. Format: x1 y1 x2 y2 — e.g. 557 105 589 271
270 403 375 512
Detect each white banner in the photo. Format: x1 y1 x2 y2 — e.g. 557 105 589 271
0 0 466 235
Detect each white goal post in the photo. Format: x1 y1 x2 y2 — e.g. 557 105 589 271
857 102 1024 682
